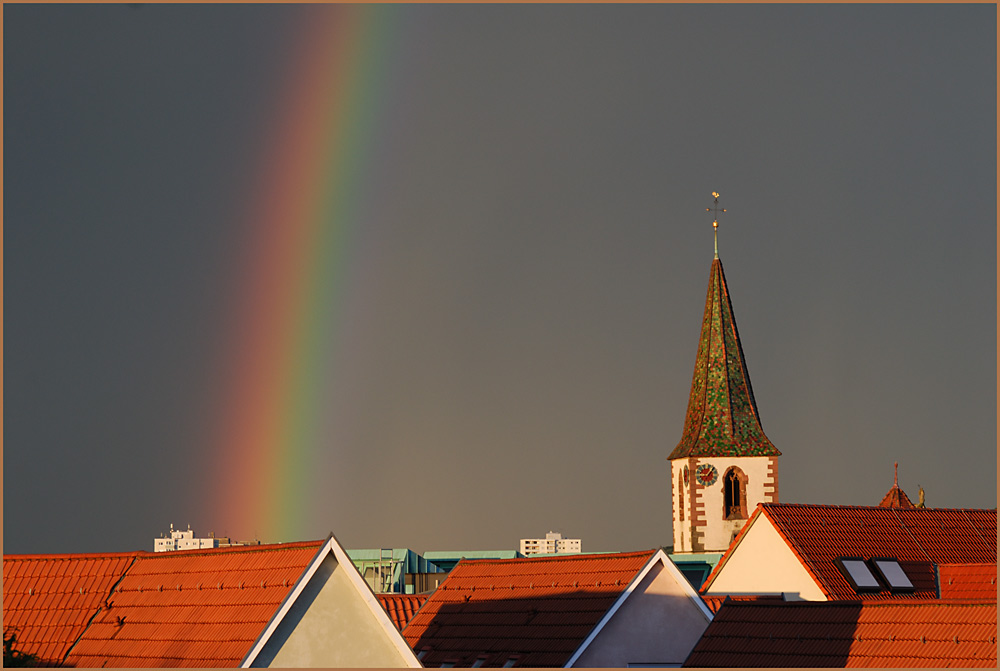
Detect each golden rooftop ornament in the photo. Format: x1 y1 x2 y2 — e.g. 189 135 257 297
707 191 726 259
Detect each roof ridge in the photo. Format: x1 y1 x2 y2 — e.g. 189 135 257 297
456 549 657 565
762 502 997 512
937 561 999 568
4 551 143 561
4 540 328 561
719 598 998 608
137 539 328 557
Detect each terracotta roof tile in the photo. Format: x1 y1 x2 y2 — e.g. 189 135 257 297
4 541 326 667
938 563 997 601
402 550 656 667
377 594 429 630
66 541 326 667
684 599 997 667
707 504 997 601
700 593 783 614
3 551 139 665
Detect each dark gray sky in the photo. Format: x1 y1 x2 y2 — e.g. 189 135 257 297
5 4 996 555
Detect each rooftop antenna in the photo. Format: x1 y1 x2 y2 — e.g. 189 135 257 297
707 192 726 259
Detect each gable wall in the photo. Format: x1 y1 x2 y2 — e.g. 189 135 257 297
571 560 711 668
702 515 826 601
251 554 412 668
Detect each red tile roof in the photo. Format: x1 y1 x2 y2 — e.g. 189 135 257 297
65 541 324 667
939 563 997 600
377 593 428 630
4 541 327 667
700 593 782 615
3 552 139 665
703 503 997 601
684 598 997 667
402 550 657 667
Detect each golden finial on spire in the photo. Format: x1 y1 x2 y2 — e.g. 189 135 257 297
707 191 726 259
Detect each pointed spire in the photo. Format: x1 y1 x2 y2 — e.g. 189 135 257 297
669 258 780 459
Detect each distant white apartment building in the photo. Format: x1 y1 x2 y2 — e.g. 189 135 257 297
154 524 262 552
520 531 581 555
154 524 222 552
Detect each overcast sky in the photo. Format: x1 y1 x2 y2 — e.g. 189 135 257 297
5 3 996 555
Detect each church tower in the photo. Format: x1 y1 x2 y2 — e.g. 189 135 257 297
670 195 780 553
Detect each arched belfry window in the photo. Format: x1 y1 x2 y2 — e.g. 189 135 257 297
723 467 748 520
678 473 685 521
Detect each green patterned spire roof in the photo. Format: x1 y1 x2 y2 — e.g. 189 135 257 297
669 258 780 460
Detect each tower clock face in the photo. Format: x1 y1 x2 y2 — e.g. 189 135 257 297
695 463 718 486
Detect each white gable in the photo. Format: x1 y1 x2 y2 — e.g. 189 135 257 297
243 535 421 668
701 513 826 601
568 551 713 668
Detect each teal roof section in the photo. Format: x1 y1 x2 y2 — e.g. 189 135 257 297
346 548 444 594
422 550 524 572
669 552 724 590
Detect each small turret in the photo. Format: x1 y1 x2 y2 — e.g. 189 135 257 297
878 462 915 508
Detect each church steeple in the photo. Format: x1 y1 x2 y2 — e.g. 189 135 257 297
669 257 779 459
670 197 780 554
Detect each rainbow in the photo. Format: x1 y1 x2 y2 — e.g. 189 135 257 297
206 5 401 543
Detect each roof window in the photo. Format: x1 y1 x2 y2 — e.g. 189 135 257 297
869 557 914 592
835 557 882 592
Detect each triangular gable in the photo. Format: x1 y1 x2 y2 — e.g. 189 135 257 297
566 549 714 667
403 550 658 667
241 533 421 668
699 506 827 601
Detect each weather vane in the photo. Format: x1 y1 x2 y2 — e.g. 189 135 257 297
707 192 726 259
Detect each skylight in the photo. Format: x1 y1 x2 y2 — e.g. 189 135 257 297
870 558 914 592
836 558 882 592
